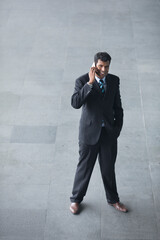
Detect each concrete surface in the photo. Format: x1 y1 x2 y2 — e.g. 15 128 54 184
0 0 160 239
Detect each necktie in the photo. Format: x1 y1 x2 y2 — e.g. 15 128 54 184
99 79 105 94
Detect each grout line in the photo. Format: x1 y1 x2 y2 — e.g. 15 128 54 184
43 182 52 240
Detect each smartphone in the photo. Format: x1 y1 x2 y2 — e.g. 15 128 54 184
92 62 100 76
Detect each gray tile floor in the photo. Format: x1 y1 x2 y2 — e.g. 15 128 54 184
0 0 160 239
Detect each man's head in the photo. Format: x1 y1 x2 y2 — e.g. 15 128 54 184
94 52 111 78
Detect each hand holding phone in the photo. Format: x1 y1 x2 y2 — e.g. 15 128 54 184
89 63 97 84
92 62 100 76
89 62 102 84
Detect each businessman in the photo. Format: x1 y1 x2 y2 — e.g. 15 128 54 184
70 52 128 214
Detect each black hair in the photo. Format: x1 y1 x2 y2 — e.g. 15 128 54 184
94 52 111 65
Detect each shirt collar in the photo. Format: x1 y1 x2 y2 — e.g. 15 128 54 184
95 75 106 83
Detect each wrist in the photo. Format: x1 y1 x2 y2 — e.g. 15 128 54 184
87 82 93 88
87 82 93 85
88 81 94 85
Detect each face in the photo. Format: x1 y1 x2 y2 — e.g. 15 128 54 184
95 59 110 78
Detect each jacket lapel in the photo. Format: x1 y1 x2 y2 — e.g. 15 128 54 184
93 80 102 95
104 75 110 99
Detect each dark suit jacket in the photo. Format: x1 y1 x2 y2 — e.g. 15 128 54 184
71 73 123 145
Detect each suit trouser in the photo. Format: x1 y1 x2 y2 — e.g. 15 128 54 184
70 127 119 204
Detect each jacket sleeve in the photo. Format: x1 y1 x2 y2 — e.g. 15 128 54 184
71 77 92 109
113 78 124 134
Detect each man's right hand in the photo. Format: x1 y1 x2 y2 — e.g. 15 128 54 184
88 67 96 84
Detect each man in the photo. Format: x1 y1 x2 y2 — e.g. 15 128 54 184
70 52 128 214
